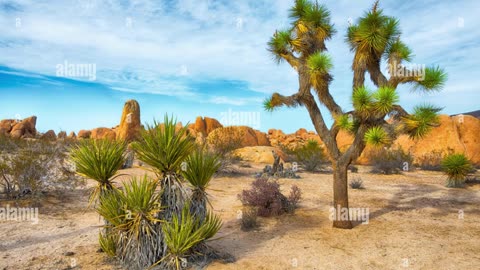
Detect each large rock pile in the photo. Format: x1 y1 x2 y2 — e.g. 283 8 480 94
0 116 37 138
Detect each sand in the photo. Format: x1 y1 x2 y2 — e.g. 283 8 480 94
1 164 479 270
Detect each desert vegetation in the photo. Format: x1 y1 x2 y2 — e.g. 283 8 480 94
264 0 447 228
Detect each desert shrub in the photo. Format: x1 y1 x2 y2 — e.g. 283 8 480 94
239 207 258 231
441 153 473 188
288 140 327 172
0 139 80 199
206 127 243 172
416 149 453 171
349 177 364 189
370 147 413 175
238 177 301 216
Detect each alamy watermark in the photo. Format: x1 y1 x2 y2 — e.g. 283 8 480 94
0 204 39 224
56 60 97 81
387 60 425 81
329 205 369 225
219 109 261 129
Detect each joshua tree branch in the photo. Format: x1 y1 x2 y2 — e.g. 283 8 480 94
280 52 300 70
301 92 341 160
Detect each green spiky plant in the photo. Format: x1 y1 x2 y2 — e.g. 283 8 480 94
160 203 222 270
441 154 473 188
69 139 126 205
97 176 164 269
182 148 221 222
265 0 447 228
132 115 196 221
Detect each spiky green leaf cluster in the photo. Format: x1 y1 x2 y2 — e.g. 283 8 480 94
387 39 412 62
182 149 220 190
347 9 400 54
307 52 333 74
352 86 374 117
161 204 222 270
413 66 447 92
132 115 195 176
97 176 162 239
263 97 275 112
69 139 126 204
364 126 390 146
267 30 292 63
441 154 473 187
373 86 399 115
402 104 442 139
335 114 355 131
99 231 118 257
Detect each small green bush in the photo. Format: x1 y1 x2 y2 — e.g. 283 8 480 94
291 140 328 172
441 153 473 188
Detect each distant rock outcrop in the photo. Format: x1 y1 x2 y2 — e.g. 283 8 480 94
10 116 37 139
188 116 223 137
116 99 141 142
91 127 116 140
0 119 16 135
41 130 57 141
78 130 91 139
234 146 286 164
207 126 270 148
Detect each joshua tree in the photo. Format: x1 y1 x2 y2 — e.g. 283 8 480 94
265 0 447 228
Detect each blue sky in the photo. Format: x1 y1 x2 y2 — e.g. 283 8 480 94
0 0 479 134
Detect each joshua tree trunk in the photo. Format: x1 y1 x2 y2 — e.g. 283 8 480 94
332 161 352 229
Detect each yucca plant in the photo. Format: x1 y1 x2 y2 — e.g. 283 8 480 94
132 115 195 221
70 139 126 205
182 149 220 222
159 204 222 270
441 154 473 188
97 176 164 269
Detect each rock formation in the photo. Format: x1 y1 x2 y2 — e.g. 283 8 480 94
116 99 141 142
40 130 57 141
78 130 91 139
91 127 116 140
9 116 37 139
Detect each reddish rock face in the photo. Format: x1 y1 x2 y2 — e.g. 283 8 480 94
57 131 67 139
10 116 37 139
0 119 16 134
78 130 91 139
68 131 77 139
192 116 223 137
91 128 116 140
207 126 270 148
116 99 141 142
41 130 57 141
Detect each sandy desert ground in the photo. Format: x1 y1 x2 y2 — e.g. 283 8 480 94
1 164 479 270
